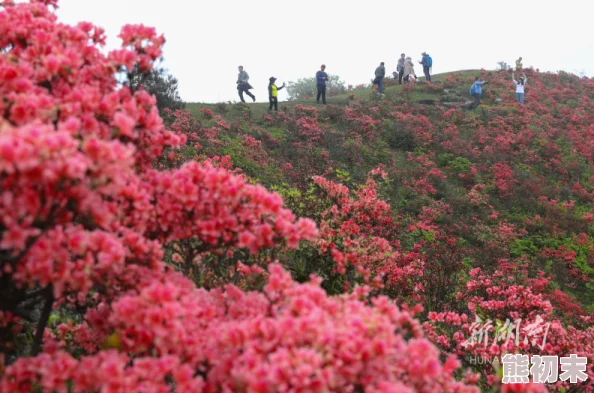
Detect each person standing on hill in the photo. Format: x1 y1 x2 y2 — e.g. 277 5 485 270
397 53 406 85
419 52 432 81
512 72 527 104
237 66 255 103
515 57 523 71
316 64 328 104
268 77 285 111
372 62 386 94
470 76 488 109
403 57 416 84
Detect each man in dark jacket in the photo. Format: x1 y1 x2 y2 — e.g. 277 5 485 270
315 64 328 104
237 66 255 102
373 62 386 94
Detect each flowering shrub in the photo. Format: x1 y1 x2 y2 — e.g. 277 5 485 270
419 81 444 94
0 2 491 393
5 1 594 392
0 0 313 368
0 0 178 357
3 264 481 393
424 266 594 392
179 65 594 390
200 107 213 119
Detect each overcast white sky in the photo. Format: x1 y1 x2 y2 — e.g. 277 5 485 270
55 0 594 103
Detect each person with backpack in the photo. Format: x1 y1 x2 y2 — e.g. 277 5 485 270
419 52 432 81
236 66 255 103
267 77 285 111
397 53 406 85
372 62 386 94
403 57 416 84
316 64 328 104
469 76 488 109
512 72 527 104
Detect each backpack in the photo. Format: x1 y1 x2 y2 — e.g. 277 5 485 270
427 55 433 67
469 83 476 96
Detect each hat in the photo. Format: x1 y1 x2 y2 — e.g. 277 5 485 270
269 77 276 82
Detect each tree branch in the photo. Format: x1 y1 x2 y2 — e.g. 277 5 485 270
31 287 54 356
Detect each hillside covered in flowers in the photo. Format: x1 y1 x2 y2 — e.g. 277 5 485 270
1 1 593 392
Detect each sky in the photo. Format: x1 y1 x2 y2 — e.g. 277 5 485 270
55 0 594 103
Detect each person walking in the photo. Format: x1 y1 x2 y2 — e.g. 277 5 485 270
515 57 523 71
403 57 416 84
512 72 527 104
236 66 255 102
268 77 285 111
419 52 432 81
316 64 328 104
397 53 406 85
469 76 488 109
372 62 386 94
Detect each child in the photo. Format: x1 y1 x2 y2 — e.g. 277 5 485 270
268 77 285 111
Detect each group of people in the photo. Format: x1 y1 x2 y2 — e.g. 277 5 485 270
236 64 322 110
237 53 525 111
237 53 432 109
236 65 286 111
372 52 433 94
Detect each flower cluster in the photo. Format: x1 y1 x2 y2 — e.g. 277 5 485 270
3 265 479 393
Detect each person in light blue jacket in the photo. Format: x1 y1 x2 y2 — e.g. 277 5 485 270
470 76 488 109
419 52 432 81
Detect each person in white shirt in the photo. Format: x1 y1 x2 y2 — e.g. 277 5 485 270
512 72 527 104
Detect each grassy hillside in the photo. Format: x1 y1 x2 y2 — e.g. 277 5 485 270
177 68 594 307
185 70 483 122
166 68 594 390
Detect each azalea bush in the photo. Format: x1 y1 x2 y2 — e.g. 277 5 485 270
424 264 594 392
4 263 484 393
0 0 311 376
0 1 491 392
177 63 594 391
4 1 594 392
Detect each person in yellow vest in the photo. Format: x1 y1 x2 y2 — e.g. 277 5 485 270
515 57 523 71
268 77 285 111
